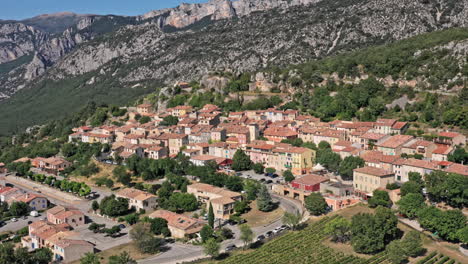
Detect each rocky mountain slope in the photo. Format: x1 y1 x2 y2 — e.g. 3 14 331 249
0 0 467 134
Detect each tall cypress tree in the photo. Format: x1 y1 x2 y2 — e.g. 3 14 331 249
208 203 215 228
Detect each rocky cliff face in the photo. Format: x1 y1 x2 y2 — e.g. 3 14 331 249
1 0 468 101
53 0 468 85
141 0 322 28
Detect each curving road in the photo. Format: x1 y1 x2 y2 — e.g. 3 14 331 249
138 193 304 264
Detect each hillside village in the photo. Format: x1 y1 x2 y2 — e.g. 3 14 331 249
1 94 467 263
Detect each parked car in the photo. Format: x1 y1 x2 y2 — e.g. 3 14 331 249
260 178 266 182
272 174 279 178
22 216 27 220
226 245 237 251
11 218 17 222
0 221 6 227
27 221 32 225
256 235 265 241
272 227 282 234
265 231 273 237
266 180 273 184
30 211 39 217
118 224 126 229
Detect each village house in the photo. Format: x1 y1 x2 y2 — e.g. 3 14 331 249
189 155 219 166
0 186 22 202
22 221 93 263
401 140 437 159
136 103 153 114
187 183 242 219
47 206 85 227
33 157 72 175
168 105 193 117
272 174 329 204
392 158 440 183
156 133 188 155
149 210 205 239
116 188 158 212
376 135 414 156
208 142 239 159
9 193 48 211
353 166 395 197
435 131 466 146
263 127 298 143
355 132 389 150
146 146 168 160
373 119 408 135
431 144 453 161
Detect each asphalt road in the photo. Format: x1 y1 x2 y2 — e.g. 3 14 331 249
138 192 304 264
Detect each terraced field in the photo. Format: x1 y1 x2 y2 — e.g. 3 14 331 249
219 216 391 264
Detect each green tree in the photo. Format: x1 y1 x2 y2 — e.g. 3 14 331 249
252 163 265 174
208 203 215 228
113 166 131 186
316 148 341 172
167 193 198 212
304 193 328 216
232 149 252 171
282 211 302 230
256 185 273 212
139 116 151 124
32 247 53 264
283 170 295 182
386 240 407 264
91 200 99 212
234 200 250 214
146 217 171 237
265 168 276 174
108 251 137 264
397 193 426 218
244 180 259 201
203 238 220 259
80 253 100 264
239 224 254 249
338 156 364 180
9 201 29 217
200 225 214 243
387 231 425 264
324 216 351 243
368 190 392 208
130 222 163 254
400 181 422 196
160 115 179 126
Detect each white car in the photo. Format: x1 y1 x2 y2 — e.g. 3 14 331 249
11 218 18 222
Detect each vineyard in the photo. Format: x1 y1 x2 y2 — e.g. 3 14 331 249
415 252 462 264
218 216 391 264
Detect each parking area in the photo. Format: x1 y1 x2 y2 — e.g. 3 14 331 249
0 214 41 233
235 170 285 185
73 223 131 251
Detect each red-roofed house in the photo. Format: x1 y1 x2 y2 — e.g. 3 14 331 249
392 158 439 182
435 132 466 146
149 210 205 238
116 188 158 211
272 174 329 203
47 206 85 227
376 135 414 156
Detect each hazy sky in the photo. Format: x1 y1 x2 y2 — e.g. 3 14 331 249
1 0 207 20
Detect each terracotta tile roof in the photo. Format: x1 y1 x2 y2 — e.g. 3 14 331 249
405 140 433 149
191 155 218 161
157 133 187 140
55 239 93 248
377 135 413 148
211 196 236 205
149 210 205 232
354 166 394 177
393 158 439 170
188 183 241 199
376 119 396 127
392 121 407 130
14 193 46 203
137 103 152 108
438 131 463 138
432 144 453 155
444 163 468 176
360 132 387 141
264 127 298 137
292 174 329 186
116 188 156 201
